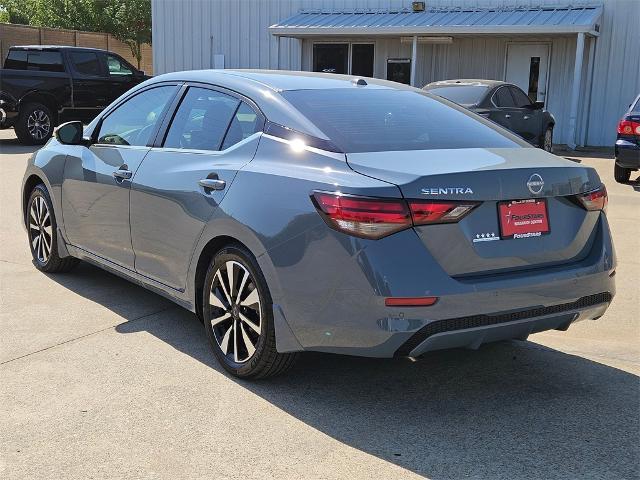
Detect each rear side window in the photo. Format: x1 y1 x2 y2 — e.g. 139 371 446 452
493 87 515 108
509 87 533 108
221 102 261 149
164 87 240 151
70 51 101 76
5 50 64 72
4 50 28 69
282 89 520 153
97 85 177 146
426 86 488 105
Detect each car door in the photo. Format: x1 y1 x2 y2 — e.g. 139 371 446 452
66 50 111 122
129 85 264 290
489 86 519 135
102 53 140 102
61 84 179 269
508 85 543 144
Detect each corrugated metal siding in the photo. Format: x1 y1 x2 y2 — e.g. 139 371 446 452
152 0 640 146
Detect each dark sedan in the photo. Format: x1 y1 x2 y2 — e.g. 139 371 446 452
614 93 640 183
423 79 555 152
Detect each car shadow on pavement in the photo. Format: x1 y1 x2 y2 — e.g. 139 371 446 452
47 263 639 480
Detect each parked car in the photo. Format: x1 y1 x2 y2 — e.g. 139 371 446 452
22 70 615 378
423 79 555 152
614 93 640 183
0 45 149 145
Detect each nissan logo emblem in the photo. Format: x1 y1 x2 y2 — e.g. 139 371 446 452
527 174 545 195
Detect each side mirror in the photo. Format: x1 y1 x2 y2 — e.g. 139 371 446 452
530 101 545 110
55 121 86 145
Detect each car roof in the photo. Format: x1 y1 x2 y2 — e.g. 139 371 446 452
157 69 417 92
10 45 111 53
142 69 428 141
424 79 505 88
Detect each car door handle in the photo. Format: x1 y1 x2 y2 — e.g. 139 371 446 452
504 114 511 119
198 178 226 191
113 167 132 180
523 115 531 120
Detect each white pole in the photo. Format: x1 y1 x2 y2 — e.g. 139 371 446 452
567 32 585 150
410 35 418 86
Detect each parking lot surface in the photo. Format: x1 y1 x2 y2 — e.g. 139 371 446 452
1 129 638 480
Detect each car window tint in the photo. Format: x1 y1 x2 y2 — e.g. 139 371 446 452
4 50 28 69
221 102 260 149
282 89 520 153
70 51 101 76
493 87 516 108
510 87 533 108
426 86 488 105
164 87 240 151
97 86 177 146
107 55 133 76
26 51 64 72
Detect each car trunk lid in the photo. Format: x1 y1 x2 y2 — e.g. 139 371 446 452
346 147 603 277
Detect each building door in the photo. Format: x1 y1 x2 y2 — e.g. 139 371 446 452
505 43 550 103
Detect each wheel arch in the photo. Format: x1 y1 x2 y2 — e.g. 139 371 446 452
19 92 61 125
22 173 47 228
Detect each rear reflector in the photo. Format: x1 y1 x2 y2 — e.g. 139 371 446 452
312 191 478 239
385 297 438 307
576 185 608 212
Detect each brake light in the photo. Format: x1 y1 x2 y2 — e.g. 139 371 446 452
576 185 608 212
311 192 478 239
617 119 640 136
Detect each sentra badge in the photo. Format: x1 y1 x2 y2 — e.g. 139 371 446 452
421 187 473 195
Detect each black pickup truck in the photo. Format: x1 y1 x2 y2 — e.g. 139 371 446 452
0 45 149 144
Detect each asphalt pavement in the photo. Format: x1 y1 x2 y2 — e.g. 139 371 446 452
1 129 638 480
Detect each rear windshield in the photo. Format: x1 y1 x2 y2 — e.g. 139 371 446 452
425 85 488 105
282 89 520 153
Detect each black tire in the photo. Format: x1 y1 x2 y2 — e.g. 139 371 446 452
15 102 54 145
541 126 553 152
202 245 298 379
26 184 79 273
614 163 631 183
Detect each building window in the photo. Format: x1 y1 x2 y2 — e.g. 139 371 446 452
386 58 411 85
312 43 375 76
313 44 349 74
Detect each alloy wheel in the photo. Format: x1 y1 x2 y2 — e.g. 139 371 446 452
29 196 53 264
209 260 262 363
27 109 51 141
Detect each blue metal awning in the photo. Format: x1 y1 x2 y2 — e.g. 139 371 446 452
269 5 603 37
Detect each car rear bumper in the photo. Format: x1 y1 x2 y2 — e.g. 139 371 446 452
396 292 611 357
267 212 616 357
615 139 640 169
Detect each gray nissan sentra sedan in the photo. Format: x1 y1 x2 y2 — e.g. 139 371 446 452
22 70 615 378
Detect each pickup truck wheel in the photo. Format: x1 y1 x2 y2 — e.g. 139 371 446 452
15 103 54 145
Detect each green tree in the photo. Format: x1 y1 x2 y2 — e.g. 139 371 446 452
0 0 151 68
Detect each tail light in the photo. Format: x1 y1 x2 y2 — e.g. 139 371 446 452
617 119 640 136
311 191 478 239
576 185 607 213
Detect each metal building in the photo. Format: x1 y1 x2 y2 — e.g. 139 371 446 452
151 0 640 147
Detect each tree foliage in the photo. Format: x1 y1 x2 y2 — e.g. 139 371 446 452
0 0 151 68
